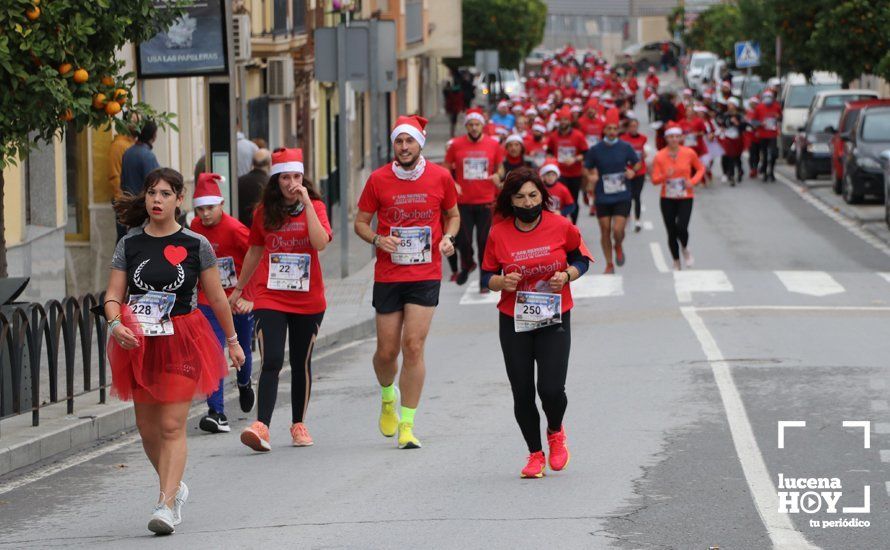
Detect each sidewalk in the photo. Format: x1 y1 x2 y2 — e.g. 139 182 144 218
0 228 377 478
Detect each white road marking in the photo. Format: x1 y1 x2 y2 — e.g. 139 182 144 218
0 338 372 497
571 274 624 298
842 420 871 449
776 172 890 258
881 450 890 463
774 271 845 297
642 221 654 231
680 307 818 549
870 379 887 390
886 481 890 498
649 242 669 273
459 279 500 305
674 270 733 303
692 305 890 313
871 400 889 412
879 273 890 285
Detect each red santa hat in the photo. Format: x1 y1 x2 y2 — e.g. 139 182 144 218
539 157 561 178
193 173 225 208
604 107 620 126
390 114 428 147
465 107 486 124
532 121 548 134
270 147 304 176
664 121 683 136
524 107 538 117
557 106 573 120
497 100 510 110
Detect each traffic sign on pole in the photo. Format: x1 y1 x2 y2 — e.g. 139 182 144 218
735 40 761 69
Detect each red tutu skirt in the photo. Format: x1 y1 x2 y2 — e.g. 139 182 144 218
108 307 228 403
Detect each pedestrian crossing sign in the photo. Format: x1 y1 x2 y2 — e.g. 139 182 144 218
735 41 760 69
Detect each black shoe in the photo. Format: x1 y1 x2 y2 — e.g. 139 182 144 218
768 173 776 182
479 287 491 295
238 383 255 413
199 411 230 434
456 269 470 286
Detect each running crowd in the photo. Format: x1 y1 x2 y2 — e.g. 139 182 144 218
101 44 778 535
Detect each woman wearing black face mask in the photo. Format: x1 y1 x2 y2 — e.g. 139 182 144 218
481 167 594 479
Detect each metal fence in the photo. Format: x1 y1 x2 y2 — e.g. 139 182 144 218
0 293 108 438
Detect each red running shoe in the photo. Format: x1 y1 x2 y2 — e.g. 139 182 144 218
547 426 570 471
615 245 625 267
520 451 546 479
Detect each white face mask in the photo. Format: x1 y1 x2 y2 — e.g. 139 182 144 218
763 97 774 105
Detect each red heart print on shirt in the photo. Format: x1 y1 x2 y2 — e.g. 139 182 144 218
164 245 188 266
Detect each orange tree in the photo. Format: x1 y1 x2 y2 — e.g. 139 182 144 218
0 0 185 277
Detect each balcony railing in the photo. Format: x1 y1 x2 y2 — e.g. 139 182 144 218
405 0 423 44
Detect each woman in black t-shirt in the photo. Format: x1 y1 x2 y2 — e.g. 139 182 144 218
105 167 245 535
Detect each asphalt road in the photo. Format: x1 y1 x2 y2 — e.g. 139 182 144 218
1 117 889 550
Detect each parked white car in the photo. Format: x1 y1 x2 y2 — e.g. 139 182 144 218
685 52 719 92
779 72 841 159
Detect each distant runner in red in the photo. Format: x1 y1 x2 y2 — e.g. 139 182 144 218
444 107 504 291
355 115 460 450
546 106 589 223
752 89 782 182
539 157 575 218
619 114 648 233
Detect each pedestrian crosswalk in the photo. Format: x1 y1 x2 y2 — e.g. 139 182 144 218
457 270 890 305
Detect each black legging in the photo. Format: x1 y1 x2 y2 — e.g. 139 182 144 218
560 176 583 223
457 203 492 280
659 198 693 260
499 311 571 453
759 137 778 177
254 309 325 427
630 175 645 220
748 140 761 174
721 154 743 180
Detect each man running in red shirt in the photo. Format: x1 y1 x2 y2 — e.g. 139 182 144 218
546 106 589 224
355 115 460 449
752 89 782 182
444 107 504 290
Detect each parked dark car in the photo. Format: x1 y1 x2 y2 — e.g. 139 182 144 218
882 150 890 229
841 106 890 204
795 107 842 180
831 99 890 194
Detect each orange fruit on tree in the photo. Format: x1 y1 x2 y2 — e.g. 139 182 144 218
101 76 115 87
73 68 89 84
59 109 73 122
92 93 107 110
25 6 40 21
58 63 72 75
105 101 121 116
113 88 127 105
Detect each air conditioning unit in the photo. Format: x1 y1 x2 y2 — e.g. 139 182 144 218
267 57 295 98
232 14 251 61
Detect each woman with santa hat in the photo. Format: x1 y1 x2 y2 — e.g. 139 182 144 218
228 147 333 452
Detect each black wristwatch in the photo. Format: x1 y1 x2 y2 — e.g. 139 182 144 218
443 234 455 244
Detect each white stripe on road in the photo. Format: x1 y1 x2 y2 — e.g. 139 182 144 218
774 271 845 297
642 221 654 231
692 305 890 313
571 274 624 298
649 242 670 273
776 172 890 258
680 307 818 549
674 270 733 303
459 279 500 305
879 273 890 285
0 338 372 497
880 450 890 462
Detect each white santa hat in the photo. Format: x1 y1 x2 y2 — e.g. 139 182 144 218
504 134 524 146
390 114 428 147
532 122 547 134
525 107 538 117
270 148 304 176
193 173 225 207
539 158 560 178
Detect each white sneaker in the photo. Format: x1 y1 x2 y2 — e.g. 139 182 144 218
173 481 189 526
720 175 728 184
682 248 695 267
148 504 175 535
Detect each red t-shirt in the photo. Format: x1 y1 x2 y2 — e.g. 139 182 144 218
445 135 505 205
577 115 605 148
357 163 458 283
483 212 594 317
679 118 707 155
545 181 575 213
620 132 648 176
754 102 782 139
248 201 331 315
524 136 547 168
190 213 252 305
546 129 589 178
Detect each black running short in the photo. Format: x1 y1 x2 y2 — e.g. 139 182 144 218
595 200 632 219
372 280 441 314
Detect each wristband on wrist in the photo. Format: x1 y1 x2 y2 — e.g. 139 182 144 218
372 235 380 247
564 270 572 282
109 319 122 331
443 234 455 244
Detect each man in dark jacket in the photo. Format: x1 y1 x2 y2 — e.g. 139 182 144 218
237 148 270 226
118 120 160 240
